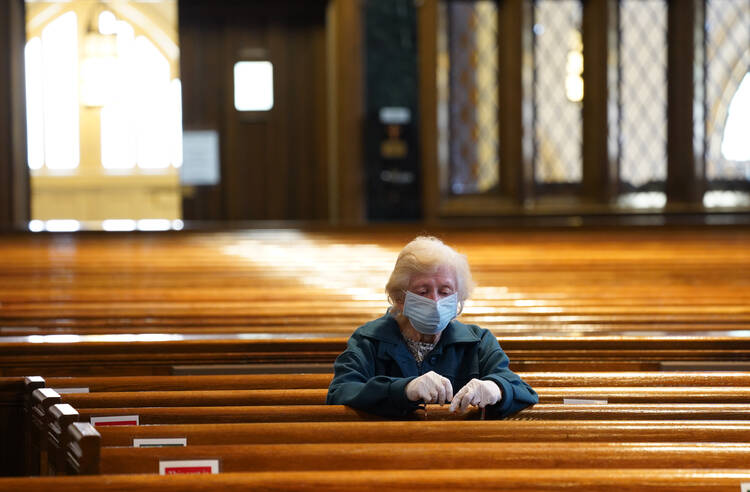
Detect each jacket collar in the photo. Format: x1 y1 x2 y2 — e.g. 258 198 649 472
359 310 480 347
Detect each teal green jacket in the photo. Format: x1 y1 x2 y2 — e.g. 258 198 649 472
326 312 538 418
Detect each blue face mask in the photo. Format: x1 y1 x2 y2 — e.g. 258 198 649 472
402 291 458 335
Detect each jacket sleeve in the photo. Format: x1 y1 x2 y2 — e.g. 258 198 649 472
326 335 420 418
476 329 538 417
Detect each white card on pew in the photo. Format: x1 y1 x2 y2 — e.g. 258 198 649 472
563 398 608 405
159 459 219 475
90 415 139 426
741 483 749 492
52 387 89 394
134 438 187 448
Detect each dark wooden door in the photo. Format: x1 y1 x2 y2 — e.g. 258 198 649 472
179 0 328 221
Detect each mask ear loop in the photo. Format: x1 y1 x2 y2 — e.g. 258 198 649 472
388 291 408 317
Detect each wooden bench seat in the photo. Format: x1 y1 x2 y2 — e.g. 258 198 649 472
2 229 747 341
1 468 750 491
4 299 749 326
29 371 750 393
21 372 750 475
512 403 750 420
75 403 750 424
2 227 749 487
78 405 388 424
45 386 750 409
86 441 750 474
59 424 750 476
29 384 750 464
44 405 750 474
5 336 750 376
93 420 750 446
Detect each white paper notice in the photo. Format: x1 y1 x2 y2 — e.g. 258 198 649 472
90 415 139 426
134 438 187 448
52 387 89 394
740 483 749 492
563 398 608 405
159 459 219 475
181 130 220 185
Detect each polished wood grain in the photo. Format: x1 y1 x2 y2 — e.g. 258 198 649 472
2 467 748 491
2 227 749 487
95 420 750 446
72 403 750 425
1 228 747 336
46 386 750 409
31 371 750 393
92 441 750 474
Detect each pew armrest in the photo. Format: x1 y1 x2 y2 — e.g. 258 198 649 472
66 422 101 475
23 377 46 475
47 403 79 475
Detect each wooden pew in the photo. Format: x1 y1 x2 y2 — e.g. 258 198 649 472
27 383 750 456
3 227 750 488
91 442 750 474
0 377 29 476
46 404 78 476
30 384 750 465
30 371 750 392
5 335 750 376
19 370 750 474
44 404 750 474
42 386 750 409
21 370 750 476
512 403 750 420
93 420 750 447
63 424 750 475
2 468 750 491
76 403 750 424
40 374 333 391
27 387 60 475
1 229 747 336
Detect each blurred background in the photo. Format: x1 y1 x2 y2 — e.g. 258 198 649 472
0 0 748 231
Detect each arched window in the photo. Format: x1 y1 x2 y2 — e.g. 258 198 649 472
25 11 80 170
24 9 182 172
101 18 182 170
705 0 749 184
721 72 750 163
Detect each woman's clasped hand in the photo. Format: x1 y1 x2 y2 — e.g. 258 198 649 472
404 371 502 412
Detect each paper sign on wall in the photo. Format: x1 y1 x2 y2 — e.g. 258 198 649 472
134 438 187 448
740 483 749 492
159 459 219 475
90 415 139 426
181 130 220 186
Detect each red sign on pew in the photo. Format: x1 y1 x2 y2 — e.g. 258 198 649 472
159 460 219 475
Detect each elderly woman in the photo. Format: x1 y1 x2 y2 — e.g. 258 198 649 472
326 236 538 418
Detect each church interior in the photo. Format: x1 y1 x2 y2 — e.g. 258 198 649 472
1 0 750 489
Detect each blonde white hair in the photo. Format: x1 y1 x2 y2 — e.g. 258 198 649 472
385 236 475 312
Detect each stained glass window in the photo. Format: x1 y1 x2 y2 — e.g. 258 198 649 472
533 0 582 185
619 0 667 190
438 1 499 195
705 0 750 183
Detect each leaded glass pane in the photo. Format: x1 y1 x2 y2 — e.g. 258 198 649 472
619 0 667 190
438 0 499 195
705 0 750 183
533 0 582 185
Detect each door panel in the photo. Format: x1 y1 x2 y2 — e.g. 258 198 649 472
179 1 328 221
